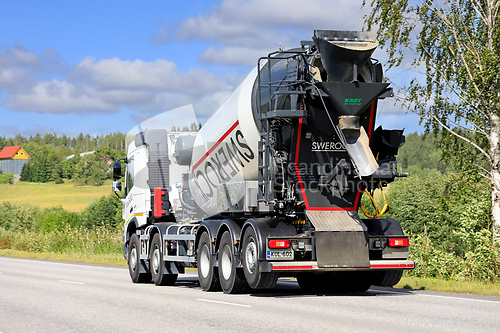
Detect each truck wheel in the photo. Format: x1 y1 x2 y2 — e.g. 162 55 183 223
341 272 371 292
150 233 178 286
242 227 278 289
370 270 403 287
197 232 220 291
218 231 247 294
296 273 335 292
128 234 151 283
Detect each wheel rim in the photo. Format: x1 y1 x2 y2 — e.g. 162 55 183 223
221 244 232 280
152 246 160 274
245 237 257 274
200 244 210 279
130 247 137 271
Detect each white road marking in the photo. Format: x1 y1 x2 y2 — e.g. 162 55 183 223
59 280 84 285
197 299 252 308
417 293 500 304
374 288 500 304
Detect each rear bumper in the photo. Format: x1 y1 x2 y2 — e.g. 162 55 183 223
270 260 414 271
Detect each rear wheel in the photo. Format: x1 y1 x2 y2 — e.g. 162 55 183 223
150 233 178 286
197 232 220 291
218 232 248 294
242 227 278 289
128 234 151 283
370 270 403 287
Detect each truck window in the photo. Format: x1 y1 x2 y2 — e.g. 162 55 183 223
125 157 134 195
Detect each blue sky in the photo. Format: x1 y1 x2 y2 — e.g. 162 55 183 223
0 0 424 139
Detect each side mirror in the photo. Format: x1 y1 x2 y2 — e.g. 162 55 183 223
113 161 122 180
113 181 122 192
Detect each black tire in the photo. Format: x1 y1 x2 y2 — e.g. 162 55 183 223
242 227 278 289
197 232 220 291
297 273 324 292
150 233 178 286
128 234 151 283
218 232 248 294
370 270 403 287
342 272 372 292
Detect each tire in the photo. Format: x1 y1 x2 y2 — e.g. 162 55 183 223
297 273 323 292
342 272 372 292
218 232 248 294
370 270 403 287
128 234 151 283
197 232 220 291
242 227 278 289
150 233 178 286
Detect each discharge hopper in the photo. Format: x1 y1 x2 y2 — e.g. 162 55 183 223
313 30 389 176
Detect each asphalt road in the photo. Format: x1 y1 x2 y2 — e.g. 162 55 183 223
1 256 499 333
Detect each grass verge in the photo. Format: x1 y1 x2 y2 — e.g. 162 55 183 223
0 249 126 267
395 276 500 297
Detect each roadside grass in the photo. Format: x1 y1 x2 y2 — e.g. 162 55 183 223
396 275 500 297
0 249 126 267
0 181 112 211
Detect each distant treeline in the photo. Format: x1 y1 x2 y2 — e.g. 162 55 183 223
0 132 126 185
1 124 200 185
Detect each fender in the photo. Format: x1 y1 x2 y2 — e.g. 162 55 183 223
242 218 297 260
215 219 242 250
195 220 221 250
123 216 140 260
362 218 404 236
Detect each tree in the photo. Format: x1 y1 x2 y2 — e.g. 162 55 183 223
73 148 115 186
364 0 500 242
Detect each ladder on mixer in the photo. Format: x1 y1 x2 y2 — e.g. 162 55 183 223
256 49 308 205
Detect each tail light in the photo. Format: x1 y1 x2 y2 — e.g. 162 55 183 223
269 239 290 248
388 238 409 247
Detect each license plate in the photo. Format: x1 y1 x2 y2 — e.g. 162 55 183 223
267 250 293 260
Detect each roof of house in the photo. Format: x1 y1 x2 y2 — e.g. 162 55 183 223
0 146 30 159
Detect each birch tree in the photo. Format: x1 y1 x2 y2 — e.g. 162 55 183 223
363 0 500 242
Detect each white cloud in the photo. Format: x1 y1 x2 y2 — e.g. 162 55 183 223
5 79 115 113
1 45 235 116
160 0 369 66
197 46 264 66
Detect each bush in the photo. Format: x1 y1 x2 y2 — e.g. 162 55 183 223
80 194 122 230
0 202 43 232
0 172 14 184
36 207 81 232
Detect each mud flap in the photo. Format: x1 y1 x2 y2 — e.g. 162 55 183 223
307 211 370 268
315 231 369 268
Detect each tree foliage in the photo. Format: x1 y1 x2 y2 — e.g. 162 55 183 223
364 0 500 241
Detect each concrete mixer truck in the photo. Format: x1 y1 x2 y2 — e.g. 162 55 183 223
112 30 414 293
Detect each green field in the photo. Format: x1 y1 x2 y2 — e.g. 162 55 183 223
0 181 112 211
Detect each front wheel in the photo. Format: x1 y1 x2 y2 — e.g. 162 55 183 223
128 233 151 283
218 231 247 294
242 227 278 289
150 233 178 286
